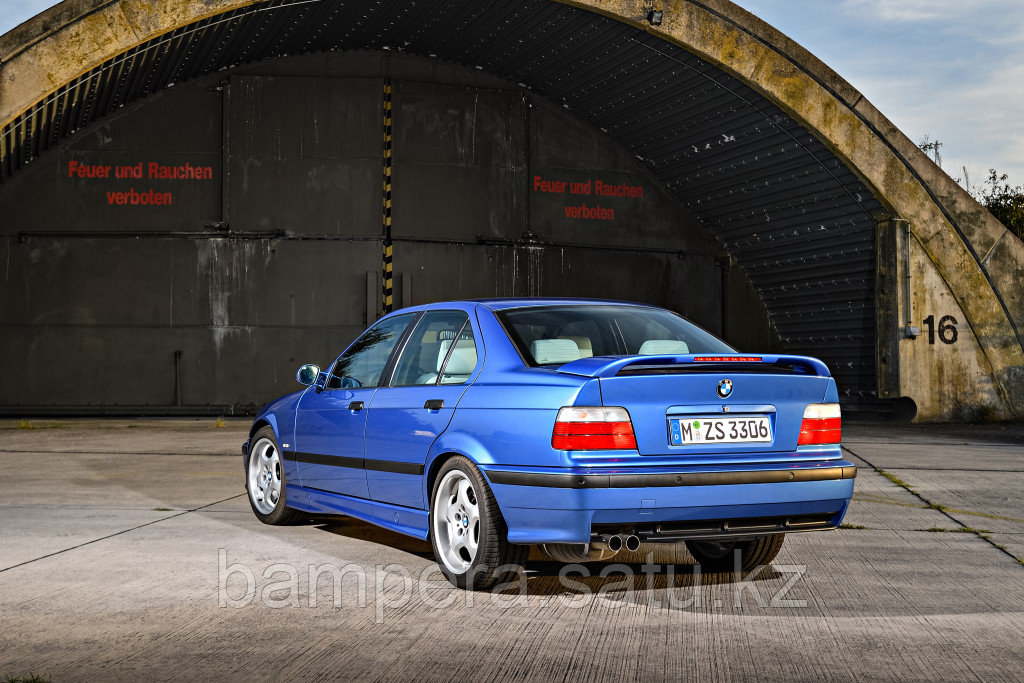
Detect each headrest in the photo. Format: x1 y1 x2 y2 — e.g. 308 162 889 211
438 338 477 375
439 329 473 340
530 338 580 364
638 339 689 355
558 336 593 358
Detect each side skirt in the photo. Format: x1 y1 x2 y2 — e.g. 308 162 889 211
286 484 430 541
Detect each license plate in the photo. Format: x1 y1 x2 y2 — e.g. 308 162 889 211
669 416 772 445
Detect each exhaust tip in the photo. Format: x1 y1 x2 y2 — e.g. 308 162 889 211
624 534 641 552
607 535 623 552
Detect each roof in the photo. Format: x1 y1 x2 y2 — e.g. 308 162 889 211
466 298 656 311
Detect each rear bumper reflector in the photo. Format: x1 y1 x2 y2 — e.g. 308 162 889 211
486 465 856 489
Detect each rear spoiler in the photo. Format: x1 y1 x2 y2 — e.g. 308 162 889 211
555 354 831 379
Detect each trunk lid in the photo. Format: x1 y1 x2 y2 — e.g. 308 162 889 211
559 354 831 456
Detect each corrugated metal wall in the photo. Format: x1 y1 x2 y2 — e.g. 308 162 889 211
1 54 739 411
0 0 888 408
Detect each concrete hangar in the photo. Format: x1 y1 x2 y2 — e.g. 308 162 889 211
0 0 1021 421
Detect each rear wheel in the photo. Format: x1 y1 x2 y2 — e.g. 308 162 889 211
246 427 304 525
430 456 528 590
685 534 785 572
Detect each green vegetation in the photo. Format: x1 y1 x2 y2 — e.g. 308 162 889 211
878 469 913 490
213 417 226 428
921 136 1024 240
926 527 990 534
13 421 63 430
976 170 1024 241
152 507 174 512
839 523 868 530
918 137 1024 241
5 675 51 683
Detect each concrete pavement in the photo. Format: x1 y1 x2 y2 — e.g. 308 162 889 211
1 418 1023 681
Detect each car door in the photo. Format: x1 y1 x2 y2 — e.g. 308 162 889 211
364 309 480 509
294 312 417 498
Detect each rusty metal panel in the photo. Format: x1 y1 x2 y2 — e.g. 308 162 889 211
0 88 222 232
227 76 382 236
0 0 895 408
391 81 525 243
0 236 377 409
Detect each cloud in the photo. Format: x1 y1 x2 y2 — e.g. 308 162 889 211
841 0 977 22
734 0 1024 184
843 0 970 21
840 0 1024 45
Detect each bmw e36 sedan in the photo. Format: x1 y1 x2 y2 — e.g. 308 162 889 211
243 298 855 589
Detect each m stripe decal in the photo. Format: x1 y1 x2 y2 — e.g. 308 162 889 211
285 450 424 476
485 466 855 489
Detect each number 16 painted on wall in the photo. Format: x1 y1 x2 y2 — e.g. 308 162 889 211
923 315 959 345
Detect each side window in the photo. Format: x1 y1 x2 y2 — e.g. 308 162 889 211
326 313 415 390
390 310 477 386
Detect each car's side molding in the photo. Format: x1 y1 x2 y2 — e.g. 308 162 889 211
284 450 425 476
485 466 856 489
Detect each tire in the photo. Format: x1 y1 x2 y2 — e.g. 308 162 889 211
685 534 785 572
429 456 528 590
246 426 305 525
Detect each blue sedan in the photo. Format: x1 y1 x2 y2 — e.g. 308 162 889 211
243 298 855 589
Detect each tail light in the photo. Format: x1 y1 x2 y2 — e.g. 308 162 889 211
552 407 637 450
798 403 842 445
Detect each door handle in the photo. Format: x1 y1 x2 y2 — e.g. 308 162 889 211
348 401 364 411
423 399 444 411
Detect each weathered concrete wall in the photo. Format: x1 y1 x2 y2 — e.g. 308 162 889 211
558 0 1024 421
2 0 1022 419
0 51 774 412
900 237 1009 421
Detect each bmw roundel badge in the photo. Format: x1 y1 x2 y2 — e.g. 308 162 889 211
717 379 733 399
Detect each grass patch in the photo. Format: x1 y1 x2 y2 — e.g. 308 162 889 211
926 503 950 512
926 527 991 533
126 424 138 429
5 675 51 683
14 420 64 430
152 507 174 512
877 469 913 490
839 523 868 530
212 417 226 428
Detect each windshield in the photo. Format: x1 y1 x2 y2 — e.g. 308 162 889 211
497 305 735 366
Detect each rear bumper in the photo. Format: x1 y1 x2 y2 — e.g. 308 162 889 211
481 460 856 544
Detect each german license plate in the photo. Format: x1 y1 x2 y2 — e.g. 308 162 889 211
669 416 772 445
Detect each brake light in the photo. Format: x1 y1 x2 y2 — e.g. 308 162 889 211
693 356 762 362
552 407 637 450
798 403 842 445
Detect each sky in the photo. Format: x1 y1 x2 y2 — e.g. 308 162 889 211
731 0 1024 189
1 0 1022 189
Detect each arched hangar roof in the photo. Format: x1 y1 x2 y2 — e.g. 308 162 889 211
1 0 1021 412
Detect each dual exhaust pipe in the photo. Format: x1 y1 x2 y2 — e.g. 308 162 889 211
592 533 640 554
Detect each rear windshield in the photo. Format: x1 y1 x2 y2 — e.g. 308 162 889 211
497 305 735 366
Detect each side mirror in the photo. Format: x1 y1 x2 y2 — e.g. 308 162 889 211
296 363 321 386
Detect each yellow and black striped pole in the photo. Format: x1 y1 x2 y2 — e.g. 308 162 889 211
381 79 394 314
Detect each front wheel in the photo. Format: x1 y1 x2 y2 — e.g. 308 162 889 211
685 534 785 572
430 457 528 590
246 427 304 525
